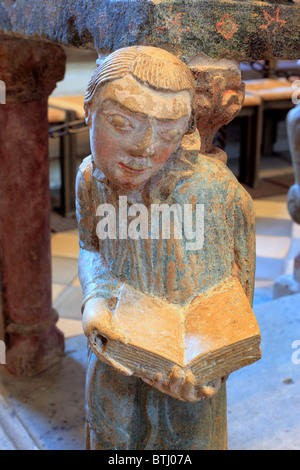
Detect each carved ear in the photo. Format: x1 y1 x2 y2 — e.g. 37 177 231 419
85 105 92 126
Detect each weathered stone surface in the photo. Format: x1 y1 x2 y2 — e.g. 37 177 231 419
0 35 66 103
188 53 244 162
0 0 299 61
0 37 66 376
77 46 258 450
0 289 299 451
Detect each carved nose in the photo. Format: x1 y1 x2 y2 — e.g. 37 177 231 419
131 122 156 157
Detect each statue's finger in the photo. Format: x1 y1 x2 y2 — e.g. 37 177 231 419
168 366 184 393
154 372 164 388
199 378 222 398
181 371 200 402
182 370 196 397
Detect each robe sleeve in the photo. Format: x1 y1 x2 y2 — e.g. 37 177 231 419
232 186 256 307
76 167 121 313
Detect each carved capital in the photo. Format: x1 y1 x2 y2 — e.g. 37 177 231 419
0 35 66 103
187 53 244 157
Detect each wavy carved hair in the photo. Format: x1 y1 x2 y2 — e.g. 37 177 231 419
84 46 196 133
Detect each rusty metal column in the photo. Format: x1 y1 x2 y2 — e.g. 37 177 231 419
0 36 66 376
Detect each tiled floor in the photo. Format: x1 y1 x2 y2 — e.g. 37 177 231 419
254 194 300 304
51 229 83 338
51 193 300 337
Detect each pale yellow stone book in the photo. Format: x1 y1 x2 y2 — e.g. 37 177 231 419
101 276 261 387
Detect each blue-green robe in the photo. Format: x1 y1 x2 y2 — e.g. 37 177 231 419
76 150 255 450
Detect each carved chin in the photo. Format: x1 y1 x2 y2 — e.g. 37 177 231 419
287 185 300 224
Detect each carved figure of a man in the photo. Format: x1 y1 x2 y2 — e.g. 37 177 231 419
76 46 256 450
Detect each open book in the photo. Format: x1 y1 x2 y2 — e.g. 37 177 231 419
100 276 261 388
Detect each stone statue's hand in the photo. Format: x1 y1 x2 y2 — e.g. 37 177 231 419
287 184 300 224
82 298 132 377
83 298 116 345
143 366 222 402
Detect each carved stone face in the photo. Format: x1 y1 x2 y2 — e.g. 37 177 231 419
88 75 191 190
195 76 241 124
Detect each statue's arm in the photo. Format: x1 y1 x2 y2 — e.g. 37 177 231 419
232 186 256 306
78 249 120 312
76 170 132 374
76 169 121 312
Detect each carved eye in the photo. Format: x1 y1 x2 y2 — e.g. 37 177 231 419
160 127 181 142
105 113 133 130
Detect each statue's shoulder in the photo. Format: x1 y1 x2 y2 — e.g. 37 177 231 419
76 155 94 192
75 156 94 205
176 154 253 209
199 155 251 196
195 154 237 185
78 155 93 180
